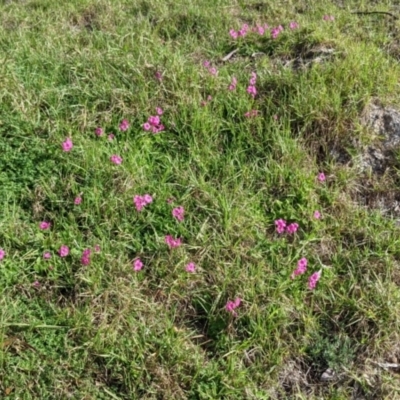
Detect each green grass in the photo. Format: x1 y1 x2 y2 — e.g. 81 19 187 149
2 0 400 398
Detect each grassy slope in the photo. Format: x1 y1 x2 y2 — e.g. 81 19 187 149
1 0 400 398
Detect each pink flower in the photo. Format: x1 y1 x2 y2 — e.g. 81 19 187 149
247 85 257 98
289 21 299 30
275 219 287 234
108 134 115 141
143 194 153 204
43 252 51 260
172 206 185 222
110 155 122 165
314 210 321 219
203 60 210 68
0 249 5 260
286 222 299 234
144 114 164 134
133 258 143 271
95 127 103 136
273 114 279 120
317 172 326 182
308 270 322 290
185 262 196 273
59 245 69 257
62 138 73 152
249 72 257 85
271 25 283 39
94 244 101 253
225 297 242 316
119 119 129 131
155 71 163 81
291 257 308 279
167 197 175 204
165 235 182 249
209 67 217 76
228 76 237 91
257 25 265 35
244 110 259 118
229 29 238 39
323 15 334 21
74 196 82 205
33 281 40 288
156 107 163 115
39 221 51 230
81 248 91 266
133 194 152 211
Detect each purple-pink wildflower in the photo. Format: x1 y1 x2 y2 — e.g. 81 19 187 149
286 222 299 234
39 221 51 230
225 297 242 316
165 235 182 249
33 281 40 288
0 249 5 260
172 206 185 222
314 210 321 219
291 257 308 279
289 21 299 30
229 29 238 39
155 71 163 82
143 112 165 134
43 252 51 260
110 155 123 165
81 248 91 266
323 15 335 21
108 133 115 141
133 194 153 212
247 85 257 98
275 219 287 234
308 270 322 290
119 119 129 131
95 127 104 136
94 244 101 253
59 245 69 258
228 76 237 91
62 138 73 152
133 258 143 271
74 196 82 205
185 262 196 273
271 25 283 39
317 172 326 182
244 110 259 118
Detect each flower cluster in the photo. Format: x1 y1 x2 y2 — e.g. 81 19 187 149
110 155 123 165
95 127 104 136
172 206 185 222
247 72 257 98
225 297 242 316
203 60 218 76
228 76 237 91
244 110 259 118
308 270 322 290
271 25 284 39
62 138 73 152
81 248 91 266
229 23 250 39
119 119 129 131
143 108 165 134
39 221 51 230
133 258 143 271
133 194 153 212
275 219 299 235
291 257 308 279
165 235 182 249
185 262 196 273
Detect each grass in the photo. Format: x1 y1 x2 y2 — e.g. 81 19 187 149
1 0 400 398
